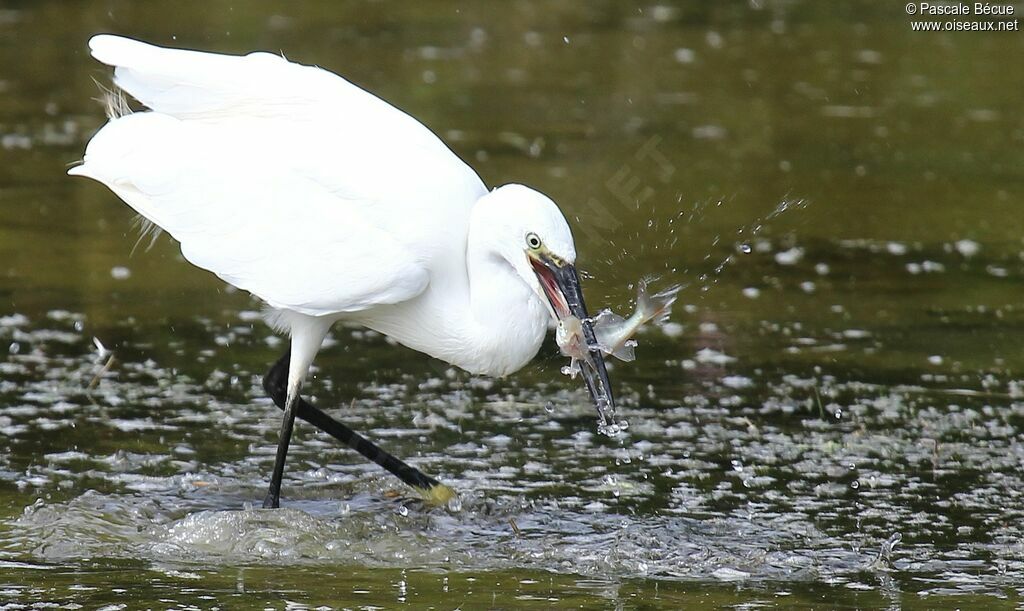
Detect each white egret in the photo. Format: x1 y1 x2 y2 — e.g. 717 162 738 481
69 35 614 508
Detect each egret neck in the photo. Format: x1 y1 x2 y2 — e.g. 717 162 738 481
464 219 550 377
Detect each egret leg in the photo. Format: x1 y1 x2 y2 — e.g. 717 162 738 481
262 386 298 508
262 350 456 505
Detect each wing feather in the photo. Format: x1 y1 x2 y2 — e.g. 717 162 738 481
90 35 426 135
72 35 487 315
70 112 429 315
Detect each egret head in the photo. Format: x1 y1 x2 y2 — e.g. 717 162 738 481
476 184 615 419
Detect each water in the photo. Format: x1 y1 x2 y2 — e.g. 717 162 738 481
2 0 1024 607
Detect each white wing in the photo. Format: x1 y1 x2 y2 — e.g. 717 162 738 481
70 35 486 315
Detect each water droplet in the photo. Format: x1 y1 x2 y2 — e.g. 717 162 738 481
877 532 902 565
543 402 555 413
851 480 860 490
8 342 19 354
740 243 752 254
834 408 843 420
397 505 409 517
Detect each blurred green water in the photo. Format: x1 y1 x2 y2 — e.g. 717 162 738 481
1 0 1024 608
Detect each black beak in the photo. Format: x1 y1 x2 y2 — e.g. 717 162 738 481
530 254 617 427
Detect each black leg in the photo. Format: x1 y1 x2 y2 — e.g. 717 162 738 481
262 377 298 509
261 349 455 505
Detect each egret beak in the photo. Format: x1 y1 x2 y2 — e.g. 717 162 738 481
528 250 616 423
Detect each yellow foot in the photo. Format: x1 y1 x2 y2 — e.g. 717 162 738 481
417 483 458 506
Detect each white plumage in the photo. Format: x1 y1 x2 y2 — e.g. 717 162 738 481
71 35 616 507
75 36 477 312
70 35 579 380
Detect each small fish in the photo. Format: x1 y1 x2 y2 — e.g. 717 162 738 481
592 279 680 361
555 315 593 378
554 279 680 375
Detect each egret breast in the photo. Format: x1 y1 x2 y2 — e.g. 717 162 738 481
355 274 549 378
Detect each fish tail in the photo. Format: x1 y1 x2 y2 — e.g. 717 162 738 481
614 341 636 362
637 279 681 324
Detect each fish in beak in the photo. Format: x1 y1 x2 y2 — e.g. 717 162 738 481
528 249 617 428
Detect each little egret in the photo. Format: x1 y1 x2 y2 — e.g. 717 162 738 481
69 35 614 508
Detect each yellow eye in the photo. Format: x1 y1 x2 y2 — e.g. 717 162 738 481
526 232 542 249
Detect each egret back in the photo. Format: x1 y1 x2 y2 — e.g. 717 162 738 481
85 35 482 209
71 36 488 317
88 35 444 150
70 112 430 315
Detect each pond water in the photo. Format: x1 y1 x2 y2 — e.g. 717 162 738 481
2 1 1024 608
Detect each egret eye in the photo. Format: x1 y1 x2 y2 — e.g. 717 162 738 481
526 232 542 250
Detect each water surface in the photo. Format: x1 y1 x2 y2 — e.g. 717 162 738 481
2 1 1024 607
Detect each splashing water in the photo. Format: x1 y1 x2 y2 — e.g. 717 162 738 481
694 196 811 294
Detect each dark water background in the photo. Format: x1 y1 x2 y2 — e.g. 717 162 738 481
1 1 1024 607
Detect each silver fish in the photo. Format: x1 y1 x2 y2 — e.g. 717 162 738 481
555 279 680 374
555 315 593 378
591 279 680 361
